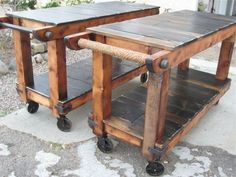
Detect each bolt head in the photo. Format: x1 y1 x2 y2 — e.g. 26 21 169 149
160 59 169 69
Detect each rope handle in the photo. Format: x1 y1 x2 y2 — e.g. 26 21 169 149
78 38 149 65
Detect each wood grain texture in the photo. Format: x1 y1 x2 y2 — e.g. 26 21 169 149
7 2 158 25
142 72 164 161
92 35 112 136
13 17 34 102
64 31 94 50
216 35 235 80
47 39 67 116
178 59 190 71
88 10 236 50
156 70 171 144
103 68 231 157
32 8 158 41
0 16 13 29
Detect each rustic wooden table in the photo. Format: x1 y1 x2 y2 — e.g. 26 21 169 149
78 10 236 175
0 2 159 131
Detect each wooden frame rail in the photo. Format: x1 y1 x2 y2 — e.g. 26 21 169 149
77 38 171 72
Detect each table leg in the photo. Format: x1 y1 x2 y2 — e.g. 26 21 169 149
142 70 170 161
47 39 67 117
92 35 112 136
216 35 235 80
178 58 190 71
13 18 34 102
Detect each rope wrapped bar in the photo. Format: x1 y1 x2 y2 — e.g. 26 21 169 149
78 38 149 65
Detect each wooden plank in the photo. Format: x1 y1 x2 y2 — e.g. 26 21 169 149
12 17 34 102
32 8 158 41
165 80 231 154
173 10 236 23
26 88 51 108
64 31 94 50
150 23 236 73
92 35 112 136
173 68 230 91
178 59 190 71
216 35 235 80
105 22 197 44
47 39 67 116
129 16 216 35
88 11 236 52
105 122 142 147
20 18 47 28
111 96 145 123
8 2 158 25
156 70 171 143
88 26 180 50
106 37 150 53
157 12 234 30
30 57 145 107
104 68 231 155
0 16 13 29
142 72 164 161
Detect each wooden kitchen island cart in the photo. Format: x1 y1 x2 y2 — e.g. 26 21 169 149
0 2 159 131
77 10 236 175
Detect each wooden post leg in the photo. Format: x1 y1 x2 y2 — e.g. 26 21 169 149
216 35 235 80
47 39 67 117
13 18 34 102
142 70 170 161
178 58 190 71
92 35 112 136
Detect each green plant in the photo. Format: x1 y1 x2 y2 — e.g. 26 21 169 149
198 2 207 12
17 0 37 10
43 0 61 8
49 142 66 151
0 111 7 117
66 0 94 6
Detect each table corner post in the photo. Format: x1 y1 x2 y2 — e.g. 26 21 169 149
12 17 34 102
92 34 112 136
216 34 235 80
178 58 190 71
142 69 170 161
47 39 67 117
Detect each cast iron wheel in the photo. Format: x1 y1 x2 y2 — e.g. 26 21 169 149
27 101 39 114
146 161 164 176
140 73 148 83
57 116 72 132
97 136 113 153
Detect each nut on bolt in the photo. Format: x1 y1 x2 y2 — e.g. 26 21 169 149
159 59 169 69
44 31 53 40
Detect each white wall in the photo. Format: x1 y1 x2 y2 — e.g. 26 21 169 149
95 0 198 13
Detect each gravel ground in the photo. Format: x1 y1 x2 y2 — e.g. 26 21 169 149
0 126 235 177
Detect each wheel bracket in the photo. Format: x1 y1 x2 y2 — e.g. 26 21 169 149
148 145 168 158
88 114 97 129
55 103 72 114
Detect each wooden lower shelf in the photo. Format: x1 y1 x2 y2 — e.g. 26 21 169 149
104 68 231 148
25 57 142 106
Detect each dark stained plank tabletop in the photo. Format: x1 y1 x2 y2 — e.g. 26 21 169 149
88 10 236 50
6 1 157 25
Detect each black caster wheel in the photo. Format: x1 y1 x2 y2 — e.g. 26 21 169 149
57 116 72 132
146 161 164 176
140 73 148 83
97 136 113 153
27 101 39 114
